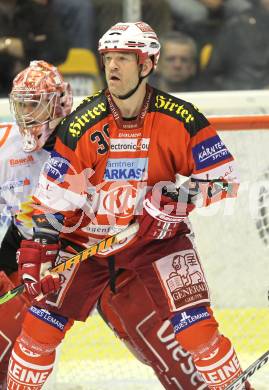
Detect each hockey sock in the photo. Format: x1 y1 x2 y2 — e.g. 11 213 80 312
194 335 248 390
7 337 55 389
171 307 253 389
0 272 28 388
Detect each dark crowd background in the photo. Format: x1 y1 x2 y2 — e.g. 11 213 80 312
0 0 268 97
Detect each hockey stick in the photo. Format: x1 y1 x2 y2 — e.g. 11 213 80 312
0 222 139 305
226 349 269 389
0 181 233 306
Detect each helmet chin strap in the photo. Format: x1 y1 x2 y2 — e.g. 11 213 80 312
113 64 153 100
115 77 143 100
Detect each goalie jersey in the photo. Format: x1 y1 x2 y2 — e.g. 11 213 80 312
33 86 239 254
0 123 49 238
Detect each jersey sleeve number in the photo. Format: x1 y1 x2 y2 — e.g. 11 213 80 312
90 124 109 155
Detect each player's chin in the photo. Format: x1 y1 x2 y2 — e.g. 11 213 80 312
108 84 123 96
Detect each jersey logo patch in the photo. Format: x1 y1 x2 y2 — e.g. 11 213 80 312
153 249 209 311
192 135 232 171
104 158 148 181
9 154 35 167
110 138 149 152
44 151 70 182
29 306 68 331
170 306 211 334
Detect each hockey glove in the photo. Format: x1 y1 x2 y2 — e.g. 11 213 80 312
137 188 194 240
17 240 60 301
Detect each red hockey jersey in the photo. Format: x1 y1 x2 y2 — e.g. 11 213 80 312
34 85 239 255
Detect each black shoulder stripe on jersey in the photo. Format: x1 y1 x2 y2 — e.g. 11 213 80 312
149 88 209 137
57 90 109 151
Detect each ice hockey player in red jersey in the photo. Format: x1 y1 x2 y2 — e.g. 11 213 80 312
6 22 253 389
0 61 208 390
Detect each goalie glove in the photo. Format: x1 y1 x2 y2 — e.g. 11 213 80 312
17 240 60 301
137 187 195 240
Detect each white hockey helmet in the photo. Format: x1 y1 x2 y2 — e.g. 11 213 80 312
98 21 161 69
9 60 73 152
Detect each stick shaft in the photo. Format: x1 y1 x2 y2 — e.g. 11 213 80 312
0 222 139 305
52 222 138 273
226 350 269 389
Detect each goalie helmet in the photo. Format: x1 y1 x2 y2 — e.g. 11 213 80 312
98 21 161 68
9 60 73 152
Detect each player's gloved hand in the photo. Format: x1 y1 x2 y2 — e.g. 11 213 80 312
137 188 195 239
17 240 60 301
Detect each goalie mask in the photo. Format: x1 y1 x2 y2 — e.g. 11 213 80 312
98 22 161 99
9 60 73 152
